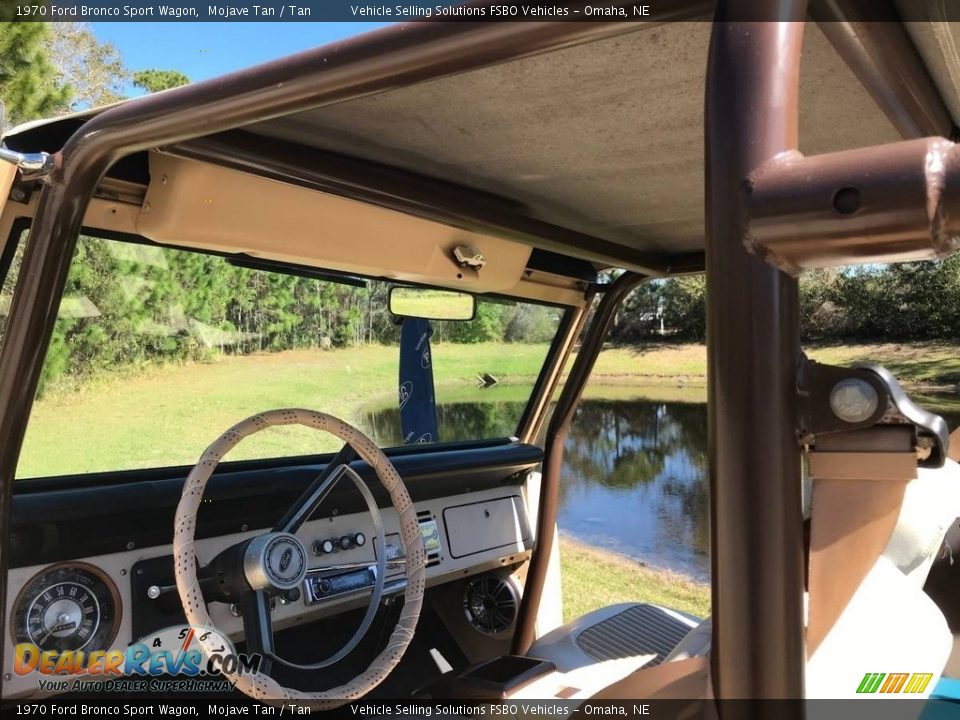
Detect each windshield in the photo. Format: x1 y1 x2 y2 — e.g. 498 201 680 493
5 232 565 479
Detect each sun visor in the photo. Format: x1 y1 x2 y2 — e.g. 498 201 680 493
137 152 532 294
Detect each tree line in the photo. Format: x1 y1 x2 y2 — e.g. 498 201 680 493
611 257 960 344
1 233 561 393
2 23 957 394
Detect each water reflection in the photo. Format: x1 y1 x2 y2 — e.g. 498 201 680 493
362 396 711 581
558 400 709 582
361 398 524 447
366 389 959 584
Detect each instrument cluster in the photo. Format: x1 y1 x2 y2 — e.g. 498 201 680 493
11 562 121 655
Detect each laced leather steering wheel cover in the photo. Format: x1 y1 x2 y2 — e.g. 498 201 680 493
173 408 426 708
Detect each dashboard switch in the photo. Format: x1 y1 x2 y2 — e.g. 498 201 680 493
313 539 335 556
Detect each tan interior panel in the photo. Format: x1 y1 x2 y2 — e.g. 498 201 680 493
0 191 141 263
0 166 587 308
443 496 531 559
138 153 534 294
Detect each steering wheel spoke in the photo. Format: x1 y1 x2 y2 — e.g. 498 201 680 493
273 442 357 534
240 590 276 675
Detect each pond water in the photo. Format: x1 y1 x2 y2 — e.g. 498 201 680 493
362 393 711 582
362 389 960 585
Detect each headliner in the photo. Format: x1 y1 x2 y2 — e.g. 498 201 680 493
248 21 908 258
5 14 960 271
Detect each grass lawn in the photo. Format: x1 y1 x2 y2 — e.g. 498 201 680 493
590 340 960 389
559 536 710 623
19 339 960 477
18 342 555 477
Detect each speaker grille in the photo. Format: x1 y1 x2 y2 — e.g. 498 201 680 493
463 575 518 635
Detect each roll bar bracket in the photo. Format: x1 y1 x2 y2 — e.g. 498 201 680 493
798 358 949 468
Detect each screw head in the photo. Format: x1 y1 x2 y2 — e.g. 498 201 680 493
829 378 879 423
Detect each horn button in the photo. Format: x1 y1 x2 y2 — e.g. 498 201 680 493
243 533 308 592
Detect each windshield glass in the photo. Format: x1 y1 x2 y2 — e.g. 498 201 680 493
7 233 565 479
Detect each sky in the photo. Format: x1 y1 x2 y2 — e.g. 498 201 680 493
91 23 390 91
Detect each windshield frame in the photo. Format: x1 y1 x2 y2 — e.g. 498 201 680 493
2 222 580 484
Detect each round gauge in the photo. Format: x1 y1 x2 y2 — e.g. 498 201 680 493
12 562 121 654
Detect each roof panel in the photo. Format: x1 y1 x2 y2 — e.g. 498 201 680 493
3 20 908 264
246 21 900 257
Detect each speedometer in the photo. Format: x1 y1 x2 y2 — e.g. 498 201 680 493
12 562 121 653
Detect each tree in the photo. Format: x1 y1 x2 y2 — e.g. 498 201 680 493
132 69 190 94
0 24 70 127
47 23 127 110
800 268 845 340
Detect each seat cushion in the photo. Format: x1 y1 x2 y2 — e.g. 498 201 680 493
807 556 952 699
528 603 702 673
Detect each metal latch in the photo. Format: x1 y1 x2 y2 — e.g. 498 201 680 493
798 356 948 467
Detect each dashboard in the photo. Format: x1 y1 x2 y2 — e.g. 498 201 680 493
3 442 542 698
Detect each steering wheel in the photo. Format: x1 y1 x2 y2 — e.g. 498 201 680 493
173 409 426 708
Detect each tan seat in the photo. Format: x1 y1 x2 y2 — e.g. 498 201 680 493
531 460 960 700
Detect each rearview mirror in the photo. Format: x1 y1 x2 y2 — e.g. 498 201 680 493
389 287 476 321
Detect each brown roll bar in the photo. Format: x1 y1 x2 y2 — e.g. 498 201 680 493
748 136 960 272
706 2 808 703
512 271 645 656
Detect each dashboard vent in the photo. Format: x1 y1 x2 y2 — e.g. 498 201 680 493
462 574 518 635
417 511 441 568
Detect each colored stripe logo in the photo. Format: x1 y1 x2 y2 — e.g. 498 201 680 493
857 672 933 694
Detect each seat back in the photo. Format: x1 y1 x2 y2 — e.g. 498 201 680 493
664 460 960 700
